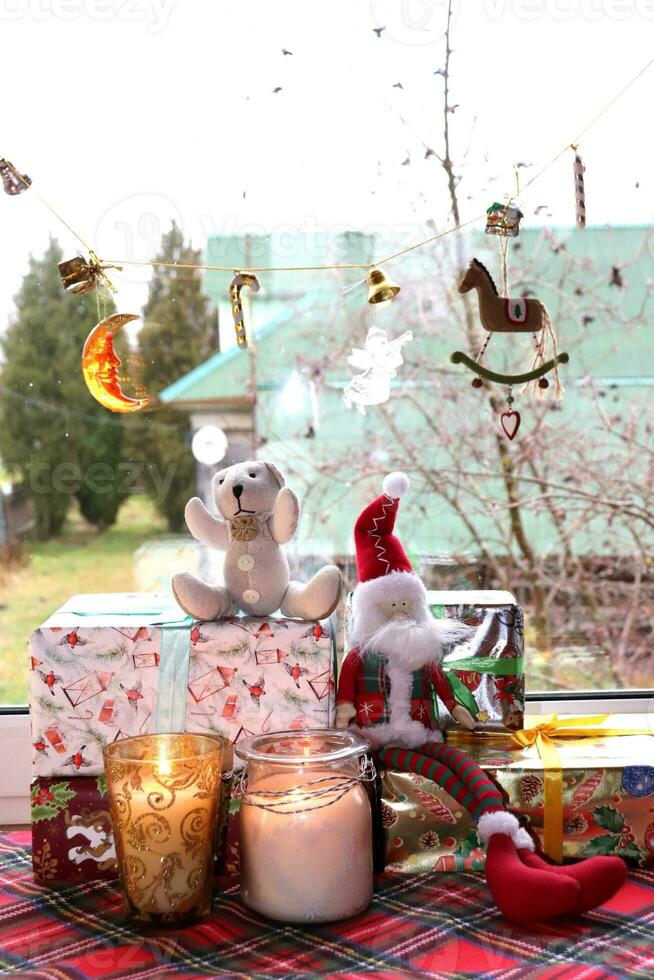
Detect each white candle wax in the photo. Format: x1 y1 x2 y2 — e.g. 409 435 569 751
240 768 373 923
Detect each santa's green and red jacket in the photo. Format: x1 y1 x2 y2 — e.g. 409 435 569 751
337 647 458 731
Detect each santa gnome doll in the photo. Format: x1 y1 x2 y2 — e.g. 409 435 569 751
336 472 626 925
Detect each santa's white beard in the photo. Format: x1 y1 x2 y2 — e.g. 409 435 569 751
360 615 445 670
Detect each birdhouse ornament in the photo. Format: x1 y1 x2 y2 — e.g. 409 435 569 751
485 200 523 237
336 473 626 925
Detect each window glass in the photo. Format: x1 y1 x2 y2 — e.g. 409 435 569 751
1 4 652 705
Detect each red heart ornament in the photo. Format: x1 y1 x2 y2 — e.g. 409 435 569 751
500 409 521 440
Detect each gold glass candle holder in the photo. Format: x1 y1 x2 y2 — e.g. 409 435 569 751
103 733 224 927
235 729 374 923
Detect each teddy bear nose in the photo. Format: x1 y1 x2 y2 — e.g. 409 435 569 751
232 484 243 499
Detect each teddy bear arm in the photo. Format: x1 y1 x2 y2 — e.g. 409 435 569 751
185 497 229 550
269 487 300 544
335 702 356 728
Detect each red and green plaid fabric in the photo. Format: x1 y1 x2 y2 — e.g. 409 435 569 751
1 830 653 978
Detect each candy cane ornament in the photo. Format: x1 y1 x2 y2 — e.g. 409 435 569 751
573 149 586 229
229 271 261 348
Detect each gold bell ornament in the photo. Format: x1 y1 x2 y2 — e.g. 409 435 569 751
367 267 400 305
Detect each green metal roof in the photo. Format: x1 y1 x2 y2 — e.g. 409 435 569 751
160 292 319 404
160 226 654 559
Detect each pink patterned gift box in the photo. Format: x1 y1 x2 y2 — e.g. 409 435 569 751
29 593 335 778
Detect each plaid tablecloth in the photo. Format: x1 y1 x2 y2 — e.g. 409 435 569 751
1 831 653 979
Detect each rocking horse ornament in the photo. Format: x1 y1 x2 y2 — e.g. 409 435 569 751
452 258 569 440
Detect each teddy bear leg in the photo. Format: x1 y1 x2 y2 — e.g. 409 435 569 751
172 572 235 621
279 566 342 620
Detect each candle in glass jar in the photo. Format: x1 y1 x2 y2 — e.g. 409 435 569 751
236 731 373 923
104 733 223 926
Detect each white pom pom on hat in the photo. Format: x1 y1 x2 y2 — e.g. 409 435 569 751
382 471 410 499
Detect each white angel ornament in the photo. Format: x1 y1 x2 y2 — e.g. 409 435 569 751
343 326 413 415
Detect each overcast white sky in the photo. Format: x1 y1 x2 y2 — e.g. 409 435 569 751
1 0 652 325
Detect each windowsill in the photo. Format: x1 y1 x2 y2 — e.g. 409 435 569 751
0 713 33 824
526 692 654 714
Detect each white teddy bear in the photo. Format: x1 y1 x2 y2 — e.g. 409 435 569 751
172 459 343 621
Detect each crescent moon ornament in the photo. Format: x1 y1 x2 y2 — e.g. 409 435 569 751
82 313 150 414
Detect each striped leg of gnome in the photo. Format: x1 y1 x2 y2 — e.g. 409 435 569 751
378 742 626 925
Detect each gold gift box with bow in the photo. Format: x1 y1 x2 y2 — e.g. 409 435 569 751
381 714 654 872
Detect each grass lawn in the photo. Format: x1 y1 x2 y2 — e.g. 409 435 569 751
0 496 169 705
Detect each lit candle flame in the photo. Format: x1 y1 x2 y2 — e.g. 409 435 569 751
158 749 171 777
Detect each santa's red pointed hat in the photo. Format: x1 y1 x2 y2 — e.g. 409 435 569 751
352 472 428 615
355 472 412 580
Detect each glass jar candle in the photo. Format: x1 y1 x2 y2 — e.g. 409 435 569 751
104 733 224 927
235 729 373 923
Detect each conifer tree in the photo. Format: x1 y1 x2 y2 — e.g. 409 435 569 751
0 239 126 537
134 222 215 531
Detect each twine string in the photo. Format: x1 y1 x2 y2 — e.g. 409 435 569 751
6 161 94 253
234 755 376 814
499 235 510 296
519 53 654 200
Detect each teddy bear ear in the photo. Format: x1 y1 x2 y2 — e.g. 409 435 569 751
264 462 285 488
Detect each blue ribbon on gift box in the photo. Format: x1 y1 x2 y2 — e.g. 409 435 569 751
67 593 195 733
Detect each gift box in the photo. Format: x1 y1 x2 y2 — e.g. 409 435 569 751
382 769 486 873
31 775 234 884
31 776 117 883
428 591 525 732
344 589 524 733
461 727 654 868
217 784 242 876
381 722 654 872
29 593 336 779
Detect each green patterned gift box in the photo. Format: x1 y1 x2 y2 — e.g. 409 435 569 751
426 591 525 732
381 730 654 872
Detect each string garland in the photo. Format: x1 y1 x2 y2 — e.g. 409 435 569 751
4 53 652 282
